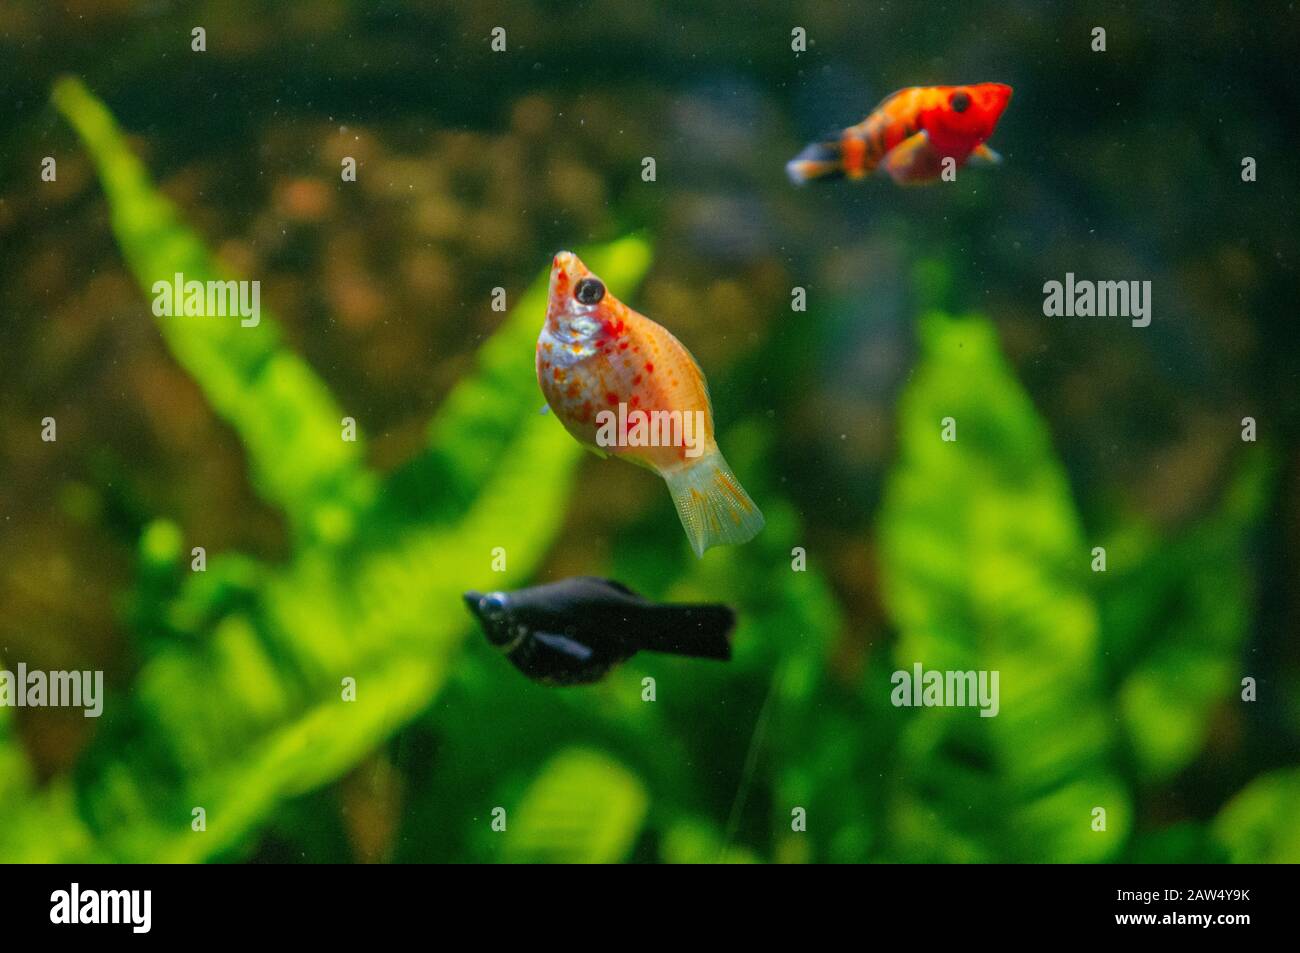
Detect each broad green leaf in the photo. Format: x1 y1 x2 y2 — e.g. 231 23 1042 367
660 817 762 864
1212 768 1300 863
878 313 1128 862
51 76 373 546
501 749 648 864
0 702 30 805
1127 821 1224 864
0 705 100 862
72 239 647 862
1100 452 1274 781
0 783 102 863
38 74 656 863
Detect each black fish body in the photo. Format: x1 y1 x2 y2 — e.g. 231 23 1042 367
463 577 734 685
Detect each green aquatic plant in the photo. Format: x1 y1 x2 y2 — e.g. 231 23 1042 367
1099 460 1273 783
878 313 1129 861
1 78 1290 865
0 78 652 862
1212 767 1300 863
501 748 648 864
0 705 102 861
876 309 1280 863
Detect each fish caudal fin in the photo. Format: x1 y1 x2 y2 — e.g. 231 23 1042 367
664 451 765 557
785 139 844 185
637 604 735 660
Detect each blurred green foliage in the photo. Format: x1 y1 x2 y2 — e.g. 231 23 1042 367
502 749 647 864
0 76 1293 865
1212 768 1300 863
879 313 1128 862
1 79 647 862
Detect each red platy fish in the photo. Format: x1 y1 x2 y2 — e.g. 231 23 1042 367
537 252 764 556
787 83 1012 186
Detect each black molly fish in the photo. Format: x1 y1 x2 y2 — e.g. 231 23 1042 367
462 576 735 685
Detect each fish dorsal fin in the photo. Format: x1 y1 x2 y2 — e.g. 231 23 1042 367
642 317 714 419
533 631 594 661
868 86 911 116
570 576 640 599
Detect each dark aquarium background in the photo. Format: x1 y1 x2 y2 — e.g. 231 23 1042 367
1 0 1298 863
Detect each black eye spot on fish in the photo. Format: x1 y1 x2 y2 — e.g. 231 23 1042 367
950 90 971 113
575 277 605 305
480 592 508 617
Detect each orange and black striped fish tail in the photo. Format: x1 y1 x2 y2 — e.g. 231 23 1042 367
785 138 845 185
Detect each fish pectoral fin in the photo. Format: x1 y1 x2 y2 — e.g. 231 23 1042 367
533 631 595 661
970 143 1003 165
880 130 943 185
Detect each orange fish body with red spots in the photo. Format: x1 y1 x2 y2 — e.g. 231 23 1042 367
537 252 763 556
787 83 1012 185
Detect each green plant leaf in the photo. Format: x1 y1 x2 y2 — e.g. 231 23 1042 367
37 75 656 863
0 702 30 806
72 236 646 861
660 817 763 864
877 312 1128 862
0 704 100 862
51 75 373 546
1100 451 1275 781
1212 767 1300 863
501 749 648 864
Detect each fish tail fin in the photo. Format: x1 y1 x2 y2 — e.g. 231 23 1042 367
785 139 845 185
663 450 765 557
637 604 735 660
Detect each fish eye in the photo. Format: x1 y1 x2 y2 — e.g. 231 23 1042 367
574 277 605 305
480 592 509 617
950 90 971 113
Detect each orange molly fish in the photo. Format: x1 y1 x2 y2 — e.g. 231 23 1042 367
787 82 1013 185
537 252 764 556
